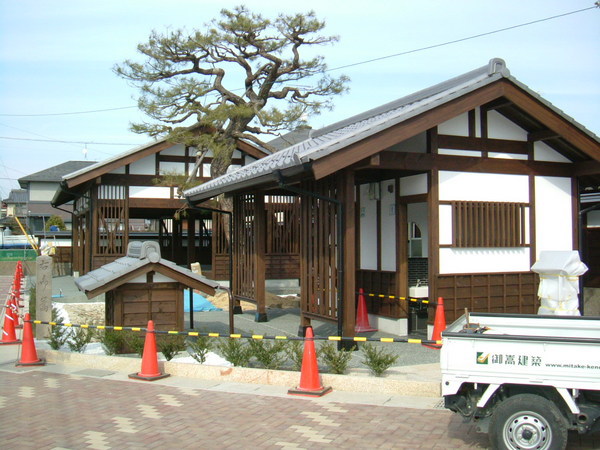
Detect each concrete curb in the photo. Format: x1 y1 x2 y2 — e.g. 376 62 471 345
39 349 441 397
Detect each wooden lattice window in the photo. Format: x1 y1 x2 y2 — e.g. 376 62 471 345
451 201 528 248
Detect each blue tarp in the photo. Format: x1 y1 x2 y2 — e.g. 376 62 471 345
184 291 222 312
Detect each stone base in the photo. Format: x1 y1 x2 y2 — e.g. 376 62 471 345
255 312 268 322
288 385 332 397
128 372 170 382
16 357 45 367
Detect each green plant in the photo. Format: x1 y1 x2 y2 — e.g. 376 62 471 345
99 329 126 355
217 338 251 367
247 338 287 370
285 340 304 371
319 342 355 374
124 330 145 356
66 327 94 353
48 307 68 350
158 335 186 361
187 335 213 364
360 343 399 377
45 214 66 231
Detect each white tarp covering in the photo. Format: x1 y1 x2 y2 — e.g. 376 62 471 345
531 251 588 316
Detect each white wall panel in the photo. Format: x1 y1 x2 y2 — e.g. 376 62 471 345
400 173 427 196
129 155 156 175
439 248 531 274
359 184 377 270
161 144 186 156
488 152 528 160
380 180 396 271
439 204 453 245
438 149 482 157
407 202 428 257
159 161 185 174
438 112 468 136
487 110 527 141
29 182 58 201
129 186 172 199
534 176 573 256
439 171 528 202
534 141 571 163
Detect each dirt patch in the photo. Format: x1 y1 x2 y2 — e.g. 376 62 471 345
59 302 105 326
208 291 300 310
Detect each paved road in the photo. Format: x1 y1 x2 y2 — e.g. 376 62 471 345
0 366 598 449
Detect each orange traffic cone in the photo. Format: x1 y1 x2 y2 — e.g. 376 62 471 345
16 313 44 366
288 327 332 397
0 300 21 345
355 288 377 333
129 320 169 381
9 294 22 328
423 297 446 350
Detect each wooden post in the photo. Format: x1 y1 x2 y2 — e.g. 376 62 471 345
341 170 356 339
254 194 267 322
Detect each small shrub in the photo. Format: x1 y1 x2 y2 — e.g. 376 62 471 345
187 335 213 364
99 329 126 355
248 338 287 370
124 330 145 356
319 342 355 374
217 338 251 367
360 343 399 377
158 335 186 361
48 307 68 350
66 327 94 353
285 340 304 371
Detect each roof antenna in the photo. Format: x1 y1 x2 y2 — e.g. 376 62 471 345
82 144 89 159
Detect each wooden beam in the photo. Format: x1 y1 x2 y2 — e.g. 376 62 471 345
501 82 600 160
371 151 574 177
129 198 186 209
528 129 559 142
311 82 506 180
341 170 356 338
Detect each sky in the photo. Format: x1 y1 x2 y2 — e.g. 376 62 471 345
0 0 598 200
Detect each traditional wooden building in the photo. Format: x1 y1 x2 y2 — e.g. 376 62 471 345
185 58 600 337
74 241 220 330
51 135 272 278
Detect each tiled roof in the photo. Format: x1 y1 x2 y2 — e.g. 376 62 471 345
74 241 220 295
18 161 97 185
184 58 599 203
3 189 27 204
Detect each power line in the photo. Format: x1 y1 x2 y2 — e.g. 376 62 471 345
0 105 137 117
0 136 139 146
328 6 597 71
0 6 595 118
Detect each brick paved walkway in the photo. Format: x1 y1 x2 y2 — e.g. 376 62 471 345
1 369 598 449
1 370 488 449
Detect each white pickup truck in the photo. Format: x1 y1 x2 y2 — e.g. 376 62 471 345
441 312 600 449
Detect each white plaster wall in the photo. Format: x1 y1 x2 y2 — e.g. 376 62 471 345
439 248 531 274
29 182 58 201
587 210 600 227
359 184 377 270
159 161 186 174
534 141 571 163
400 173 427 196
129 155 156 175
439 171 529 202
487 110 527 141
129 186 172 199
534 176 573 256
111 166 126 174
160 144 186 156
438 112 468 136
380 179 396 271
245 155 258 165
232 150 242 159
407 202 428 257
202 163 211 177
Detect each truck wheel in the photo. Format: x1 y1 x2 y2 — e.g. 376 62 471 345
489 394 567 450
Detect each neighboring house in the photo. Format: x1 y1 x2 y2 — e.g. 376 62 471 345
1 189 27 221
185 58 600 337
18 161 97 232
51 136 272 277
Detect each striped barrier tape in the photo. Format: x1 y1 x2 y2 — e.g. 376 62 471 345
28 319 442 346
358 292 434 305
